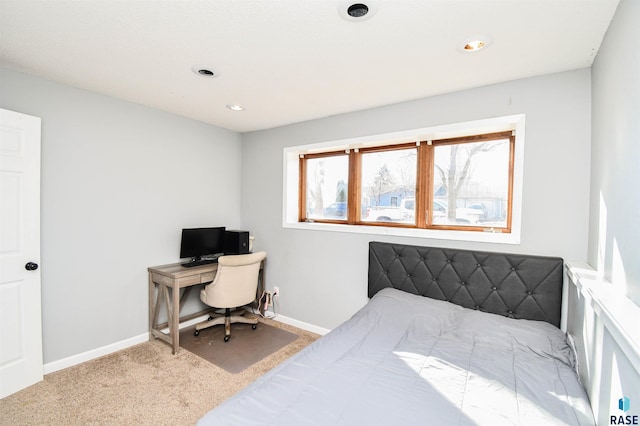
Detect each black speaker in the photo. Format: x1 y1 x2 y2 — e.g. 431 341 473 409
224 230 250 255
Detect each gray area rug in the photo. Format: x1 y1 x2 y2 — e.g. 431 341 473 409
179 320 298 373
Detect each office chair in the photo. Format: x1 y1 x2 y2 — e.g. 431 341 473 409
194 251 266 342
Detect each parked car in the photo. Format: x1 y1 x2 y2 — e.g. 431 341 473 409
369 198 415 222
323 202 347 218
467 203 488 219
433 199 483 224
323 202 371 219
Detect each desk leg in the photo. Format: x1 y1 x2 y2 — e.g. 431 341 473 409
148 273 154 340
258 269 265 317
179 287 192 313
171 281 180 354
153 286 163 331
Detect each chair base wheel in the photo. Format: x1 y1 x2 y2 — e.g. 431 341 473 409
252 324 257 330
224 335 230 342
194 330 200 336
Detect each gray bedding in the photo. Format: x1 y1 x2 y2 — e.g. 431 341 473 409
198 288 594 425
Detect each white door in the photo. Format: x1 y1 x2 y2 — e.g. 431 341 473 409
0 108 43 399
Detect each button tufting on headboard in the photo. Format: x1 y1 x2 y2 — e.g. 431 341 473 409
368 241 564 327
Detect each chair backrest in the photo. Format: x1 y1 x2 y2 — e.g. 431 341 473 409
200 251 267 309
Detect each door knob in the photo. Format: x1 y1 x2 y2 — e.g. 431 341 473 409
25 262 39 271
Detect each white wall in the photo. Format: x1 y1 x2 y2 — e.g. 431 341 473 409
241 69 592 330
0 68 242 364
589 0 640 306
566 264 640 425
566 0 640 423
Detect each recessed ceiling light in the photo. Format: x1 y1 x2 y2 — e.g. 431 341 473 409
191 64 219 78
226 104 245 112
338 0 378 21
464 40 485 51
348 3 369 17
460 35 492 53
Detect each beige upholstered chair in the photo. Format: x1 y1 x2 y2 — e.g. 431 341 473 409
194 251 266 342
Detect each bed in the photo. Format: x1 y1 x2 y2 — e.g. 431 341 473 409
198 241 595 425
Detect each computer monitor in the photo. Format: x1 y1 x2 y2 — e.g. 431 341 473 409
179 227 225 260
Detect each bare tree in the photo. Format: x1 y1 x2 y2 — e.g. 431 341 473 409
368 164 395 206
307 161 325 214
336 180 347 202
395 151 417 198
435 141 501 220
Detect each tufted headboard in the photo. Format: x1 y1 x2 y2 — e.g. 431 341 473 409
368 241 564 327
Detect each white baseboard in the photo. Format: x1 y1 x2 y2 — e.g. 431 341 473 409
270 313 330 336
43 314 212 375
244 305 331 336
43 333 149 375
43 313 329 375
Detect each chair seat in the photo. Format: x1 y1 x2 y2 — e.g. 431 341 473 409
195 251 266 341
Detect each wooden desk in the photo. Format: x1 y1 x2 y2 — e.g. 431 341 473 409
148 260 265 354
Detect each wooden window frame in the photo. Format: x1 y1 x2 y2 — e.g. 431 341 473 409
299 131 515 233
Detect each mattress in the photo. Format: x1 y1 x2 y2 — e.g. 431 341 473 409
198 288 594 425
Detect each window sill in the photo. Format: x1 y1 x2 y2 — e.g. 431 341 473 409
283 220 521 244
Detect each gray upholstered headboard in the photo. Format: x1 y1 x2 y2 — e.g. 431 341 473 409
368 241 564 327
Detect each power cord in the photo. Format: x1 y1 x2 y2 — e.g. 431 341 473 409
256 289 279 319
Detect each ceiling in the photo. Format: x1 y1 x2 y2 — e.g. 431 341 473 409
0 0 619 133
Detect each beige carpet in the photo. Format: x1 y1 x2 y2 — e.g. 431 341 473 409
179 321 298 373
0 318 319 426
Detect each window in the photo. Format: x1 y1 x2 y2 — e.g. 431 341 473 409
303 152 349 221
429 134 512 230
360 145 417 225
284 115 525 244
299 132 514 232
